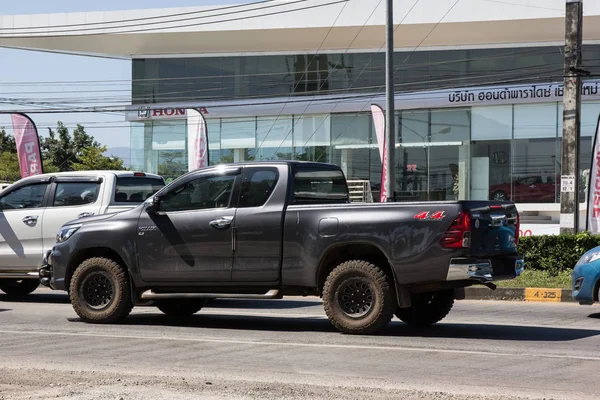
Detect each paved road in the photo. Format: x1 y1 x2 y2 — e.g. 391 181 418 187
2 289 600 400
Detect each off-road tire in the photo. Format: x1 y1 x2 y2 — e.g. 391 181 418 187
395 290 454 327
155 299 205 316
0 279 39 296
322 260 395 335
69 257 133 324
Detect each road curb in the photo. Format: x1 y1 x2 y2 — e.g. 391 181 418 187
464 286 574 303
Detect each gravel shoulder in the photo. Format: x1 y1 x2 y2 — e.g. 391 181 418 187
0 367 545 400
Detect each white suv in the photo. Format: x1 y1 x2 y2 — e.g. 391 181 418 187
0 170 165 296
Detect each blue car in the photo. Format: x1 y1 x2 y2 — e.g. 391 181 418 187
572 246 600 305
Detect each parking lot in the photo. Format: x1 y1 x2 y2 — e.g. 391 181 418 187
1 289 600 400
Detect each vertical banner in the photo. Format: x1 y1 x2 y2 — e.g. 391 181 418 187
187 108 209 171
10 113 43 178
371 104 388 202
587 114 600 233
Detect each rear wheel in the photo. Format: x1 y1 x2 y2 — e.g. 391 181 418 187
69 257 133 324
395 290 454 326
0 279 39 296
322 260 395 335
155 299 205 316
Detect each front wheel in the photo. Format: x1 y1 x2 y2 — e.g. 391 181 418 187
0 279 39 296
155 299 205 316
322 260 395 335
69 257 133 324
395 290 454 327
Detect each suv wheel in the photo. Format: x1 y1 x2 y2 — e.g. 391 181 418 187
69 257 133 324
0 279 39 296
155 299 205 316
322 260 395 335
395 290 454 326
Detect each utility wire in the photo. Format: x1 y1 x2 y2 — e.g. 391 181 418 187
0 46 563 87
0 0 277 31
2 64 564 106
0 0 348 38
0 71 573 114
313 0 463 163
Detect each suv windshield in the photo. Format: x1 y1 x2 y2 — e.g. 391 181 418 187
114 176 165 203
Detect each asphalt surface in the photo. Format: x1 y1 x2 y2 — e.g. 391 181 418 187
2 289 600 399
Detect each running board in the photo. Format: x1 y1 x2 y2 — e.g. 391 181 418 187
140 289 281 300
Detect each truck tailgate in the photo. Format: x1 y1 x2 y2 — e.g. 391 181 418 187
465 202 519 258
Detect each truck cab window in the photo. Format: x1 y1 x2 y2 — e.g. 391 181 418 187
238 168 279 208
53 182 100 207
160 175 236 212
293 169 349 204
0 184 48 211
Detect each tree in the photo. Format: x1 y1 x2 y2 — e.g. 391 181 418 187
0 122 125 181
71 146 125 171
0 128 20 182
42 122 125 172
157 151 186 182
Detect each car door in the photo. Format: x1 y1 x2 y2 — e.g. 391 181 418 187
231 166 287 282
136 167 241 283
0 181 50 269
42 177 104 252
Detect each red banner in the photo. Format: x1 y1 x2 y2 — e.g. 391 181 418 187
10 113 43 178
187 108 209 170
371 104 387 202
587 114 600 233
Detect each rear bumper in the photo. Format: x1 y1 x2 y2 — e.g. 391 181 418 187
447 255 524 282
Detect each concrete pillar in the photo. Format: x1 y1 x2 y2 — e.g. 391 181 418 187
340 149 352 178
234 148 246 163
458 145 470 200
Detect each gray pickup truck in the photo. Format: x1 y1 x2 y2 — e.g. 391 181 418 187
40 161 523 334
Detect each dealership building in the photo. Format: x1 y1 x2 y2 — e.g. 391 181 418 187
2 0 600 232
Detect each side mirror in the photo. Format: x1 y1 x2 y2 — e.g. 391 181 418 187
146 196 161 215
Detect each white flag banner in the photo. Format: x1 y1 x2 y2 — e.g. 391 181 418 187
187 108 209 171
371 104 388 202
587 114 600 234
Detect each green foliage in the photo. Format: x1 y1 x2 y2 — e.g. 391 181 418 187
497 270 572 289
0 122 125 181
518 232 600 275
71 146 125 171
157 151 186 181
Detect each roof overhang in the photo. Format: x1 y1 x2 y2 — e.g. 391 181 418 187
0 0 599 58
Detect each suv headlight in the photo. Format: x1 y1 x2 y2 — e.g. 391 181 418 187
56 224 82 243
576 251 600 267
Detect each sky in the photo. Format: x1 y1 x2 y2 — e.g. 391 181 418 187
0 0 253 162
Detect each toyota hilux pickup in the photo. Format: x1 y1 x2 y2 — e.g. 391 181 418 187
40 161 523 334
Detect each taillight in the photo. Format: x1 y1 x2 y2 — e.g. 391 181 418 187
133 172 146 177
440 211 471 249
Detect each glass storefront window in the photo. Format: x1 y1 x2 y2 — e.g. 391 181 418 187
256 116 293 160
511 138 559 203
330 114 371 181
471 106 512 140
513 104 558 139
293 115 331 162
220 117 256 163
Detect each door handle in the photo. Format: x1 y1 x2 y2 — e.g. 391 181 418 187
209 216 233 229
22 215 38 225
78 212 95 219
